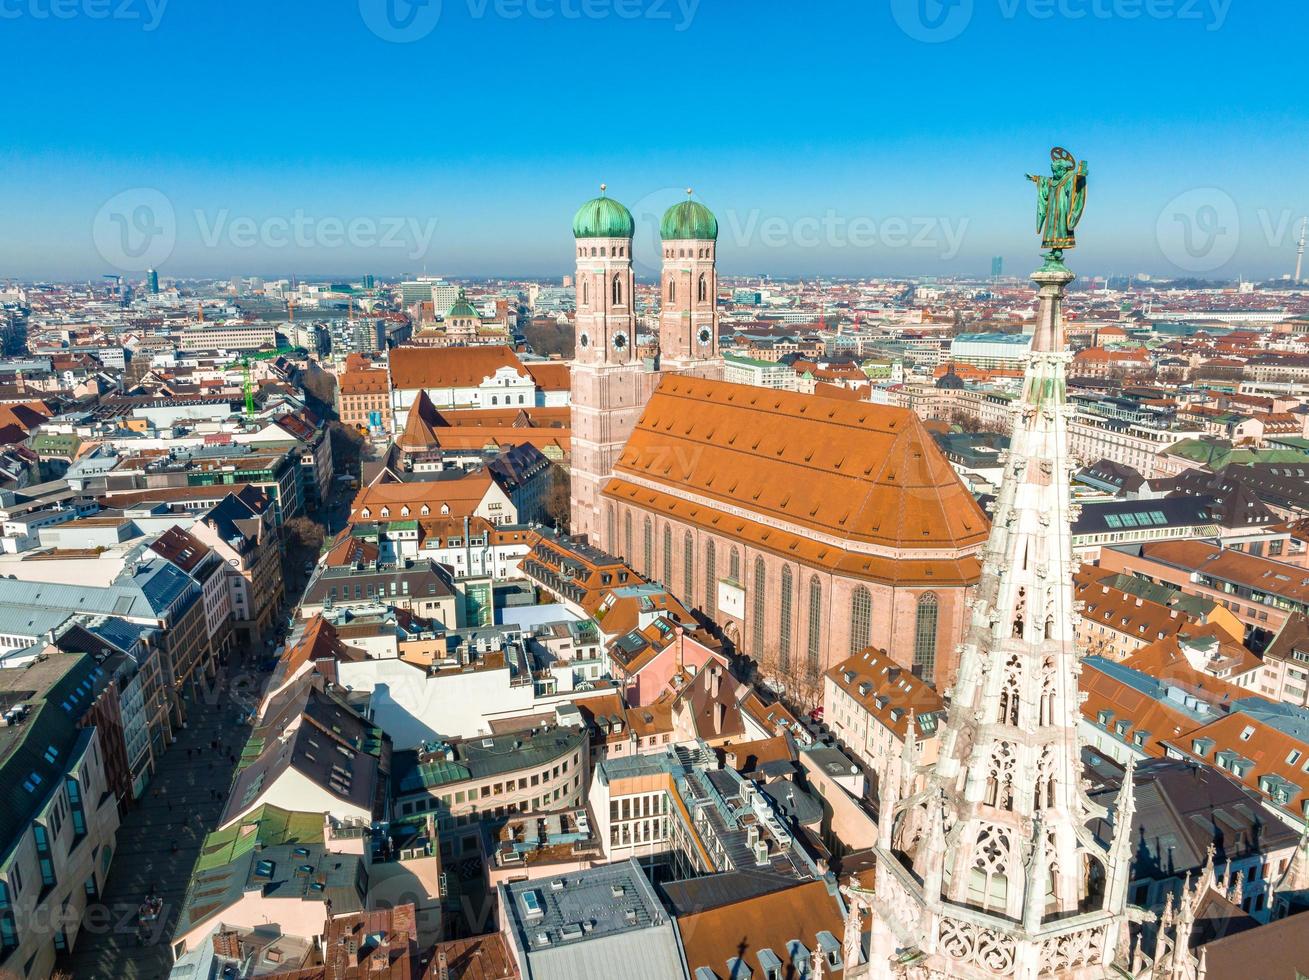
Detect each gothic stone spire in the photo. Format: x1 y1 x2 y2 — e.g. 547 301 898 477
862 260 1137 979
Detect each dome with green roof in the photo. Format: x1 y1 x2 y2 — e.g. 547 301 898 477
661 198 718 242
446 288 478 320
572 190 635 240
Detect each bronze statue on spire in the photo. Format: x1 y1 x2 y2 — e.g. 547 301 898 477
1027 146 1088 268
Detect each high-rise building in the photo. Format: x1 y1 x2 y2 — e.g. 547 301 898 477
431 281 460 317
848 258 1139 977
146 267 160 294
991 256 1004 280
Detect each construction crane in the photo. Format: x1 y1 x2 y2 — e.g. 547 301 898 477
225 346 303 417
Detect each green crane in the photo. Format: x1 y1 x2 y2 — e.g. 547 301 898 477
225 346 303 417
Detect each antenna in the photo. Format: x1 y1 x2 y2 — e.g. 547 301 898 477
1296 217 1307 285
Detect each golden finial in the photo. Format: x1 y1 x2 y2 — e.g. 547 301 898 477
600 183 607 195
686 187 694 197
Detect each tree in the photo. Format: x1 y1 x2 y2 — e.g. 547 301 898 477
284 515 326 555
329 420 365 478
302 363 337 412
543 464 571 533
523 320 575 359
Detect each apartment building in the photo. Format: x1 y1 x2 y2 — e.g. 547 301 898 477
823 646 945 783
391 721 588 832
0 655 121 979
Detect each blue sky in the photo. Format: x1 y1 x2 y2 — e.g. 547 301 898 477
2 0 1306 281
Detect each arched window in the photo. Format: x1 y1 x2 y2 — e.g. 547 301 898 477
807 576 823 673
751 558 767 658
663 525 672 583
491 396 498 406
704 539 716 613
779 566 794 672
607 506 616 553
915 592 940 684
643 517 653 578
683 531 694 600
624 512 633 564
612 274 622 306
850 587 873 654
582 280 588 305
728 547 740 582
698 273 708 303
668 279 676 303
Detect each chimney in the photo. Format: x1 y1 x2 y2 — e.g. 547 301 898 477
709 666 721 699
713 702 726 735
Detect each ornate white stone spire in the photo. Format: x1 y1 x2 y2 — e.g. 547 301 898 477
855 252 1138 978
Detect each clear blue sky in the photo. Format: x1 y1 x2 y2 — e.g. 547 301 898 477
3 0 1306 281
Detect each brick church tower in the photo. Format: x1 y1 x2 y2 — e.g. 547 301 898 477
569 187 723 551
658 192 721 374
569 188 656 547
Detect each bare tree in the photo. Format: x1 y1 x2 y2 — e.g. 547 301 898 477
284 515 326 555
543 465 572 533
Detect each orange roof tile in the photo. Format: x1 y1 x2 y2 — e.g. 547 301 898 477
388 345 524 390
606 377 987 579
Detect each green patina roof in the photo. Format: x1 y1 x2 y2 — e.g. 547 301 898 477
661 198 718 241
193 803 324 872
1165 439 1306 468
446 289 479 320
572 193 634 239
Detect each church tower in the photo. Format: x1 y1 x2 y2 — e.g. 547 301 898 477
847 256 1140 977
569 188 656 548
658 192 721 373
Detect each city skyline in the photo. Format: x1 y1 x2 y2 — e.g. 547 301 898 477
2 0 1307 280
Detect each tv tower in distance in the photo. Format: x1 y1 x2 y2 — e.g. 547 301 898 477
1296 216 1307 284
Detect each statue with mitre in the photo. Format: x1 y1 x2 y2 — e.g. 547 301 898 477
1027 147 1088 267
